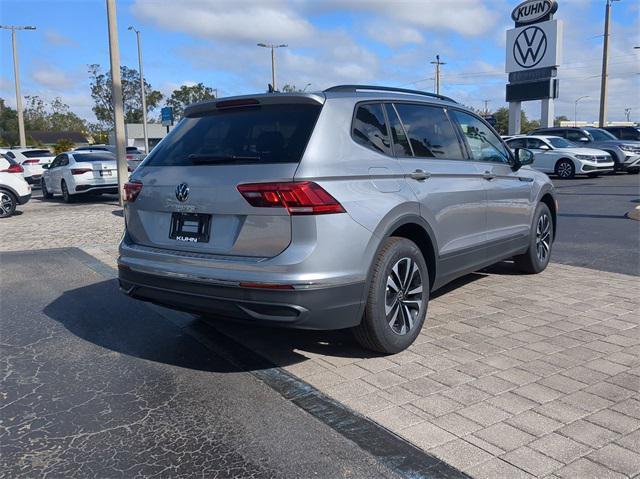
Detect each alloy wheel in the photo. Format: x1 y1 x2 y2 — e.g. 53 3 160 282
557 161 573 178
535 213 551 263
385 257 423 335
0 192 14 217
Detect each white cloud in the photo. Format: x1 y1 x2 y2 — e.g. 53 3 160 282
132 0 314 43
32 65 78 89
366 22 424 47
43 30 78 47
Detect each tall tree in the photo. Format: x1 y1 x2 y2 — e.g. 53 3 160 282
23 96 86 132
88 64 163 128
166 83 216 119
0 98 19 145
492 107 540 135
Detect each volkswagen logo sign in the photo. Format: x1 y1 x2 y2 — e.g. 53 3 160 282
513 26 547 69
175 183 189 202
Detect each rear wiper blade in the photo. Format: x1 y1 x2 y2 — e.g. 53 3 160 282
189 154 261 164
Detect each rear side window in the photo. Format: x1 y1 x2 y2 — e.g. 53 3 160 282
566 130 589 141
23 149 53 158
507 138 527 149
394 104 463 159
146 103 322 166
384 104 412 157
352 103 391 155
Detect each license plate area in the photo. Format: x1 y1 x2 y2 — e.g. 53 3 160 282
100 170 112 177
169 213 211 243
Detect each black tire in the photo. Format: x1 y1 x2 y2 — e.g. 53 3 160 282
514 203 553 274
61 180 73 203
353 237 429 354
627 168 639 175
41 179 53 199
555 159 575 179
0 190 17 218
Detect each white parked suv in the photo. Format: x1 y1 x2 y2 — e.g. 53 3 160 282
506 135 614 178
0 155 31 217
4 148 55 185
41 151 118 202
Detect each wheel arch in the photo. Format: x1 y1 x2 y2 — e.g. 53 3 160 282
539 193 557 242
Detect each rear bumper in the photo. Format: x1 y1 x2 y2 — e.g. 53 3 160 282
118 266 365 330
18 193 31 205
74 183 118 194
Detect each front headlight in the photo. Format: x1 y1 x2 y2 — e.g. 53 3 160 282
619 145 637 152
575 155 595 160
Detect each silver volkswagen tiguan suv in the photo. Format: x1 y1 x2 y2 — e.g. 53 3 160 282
118 85 556 354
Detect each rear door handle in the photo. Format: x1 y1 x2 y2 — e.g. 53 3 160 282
483 171 496 181
410 169 431 181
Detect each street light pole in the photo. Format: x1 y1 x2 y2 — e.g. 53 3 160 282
105 0 127 207
257 43 287 91
598 0 619 128
574 96 589 127
1 25 36 148
129 26 149 154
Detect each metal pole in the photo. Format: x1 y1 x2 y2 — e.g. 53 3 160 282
106 0 127 207
135 30 149 154
271 46 276 91
11 30 26 147
430 55 446 96
598 0 613 128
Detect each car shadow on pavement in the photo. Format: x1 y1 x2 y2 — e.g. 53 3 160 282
43 278 245 374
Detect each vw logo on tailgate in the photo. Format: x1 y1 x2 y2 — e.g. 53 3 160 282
175 183 189 202
513 26 547 68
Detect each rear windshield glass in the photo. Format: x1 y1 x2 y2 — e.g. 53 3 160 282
73 153 116 162
146 103 322 166
23 149 53 158
126 147 140 152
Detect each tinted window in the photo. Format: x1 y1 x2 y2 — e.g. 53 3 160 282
451 110 510 163
547 137 575 148
384 104 412 156
620 129 640 140
586 128 617 141
6 151 15 159
566 130 589 142
507 138 527 149
394 104 463 159
352 103 391 155
23 149 53 158
527 138 547 149
147 103 322 166
73 153 116 162
126 147 141 152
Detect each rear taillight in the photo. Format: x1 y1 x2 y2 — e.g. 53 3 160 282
23 159 40 165
124 180 143 202
71 168 92 175
126 155 133 160
237 181 345 215
1 164 24 173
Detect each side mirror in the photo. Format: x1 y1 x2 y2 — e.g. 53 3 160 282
515 148 535 168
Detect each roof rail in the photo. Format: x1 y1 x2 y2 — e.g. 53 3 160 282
323 85 457 103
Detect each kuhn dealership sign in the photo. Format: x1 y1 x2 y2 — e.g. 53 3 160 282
511 0 558 25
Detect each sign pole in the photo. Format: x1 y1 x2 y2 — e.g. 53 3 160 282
541 98 554 127
508 101 522 135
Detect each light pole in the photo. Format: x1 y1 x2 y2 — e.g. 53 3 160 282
105 0 127 207
574 95 589 127
257 43 287 91
430 55 446 95
128 26 149 154
598 0 620 127
302 83 312 92
1 25 36 148
625 108 632 122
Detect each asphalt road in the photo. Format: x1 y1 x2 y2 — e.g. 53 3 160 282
551 172 640 276
0 249 402 479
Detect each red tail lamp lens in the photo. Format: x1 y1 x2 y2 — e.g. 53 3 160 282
2 164 24 173
237 181 345 215
124 180 143 202
71 168 92 175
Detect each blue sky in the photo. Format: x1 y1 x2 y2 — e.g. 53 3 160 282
1 0 638 123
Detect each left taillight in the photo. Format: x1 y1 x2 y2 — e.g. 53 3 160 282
237 181 345 215
71 168 92 175
23 159 40 165
1 164 24 173
124 180 143 203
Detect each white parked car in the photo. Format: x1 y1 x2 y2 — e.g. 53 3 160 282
4 148 55 185
41 151 119 202
505 135 614 179
0 155 31 217
74 144 146 170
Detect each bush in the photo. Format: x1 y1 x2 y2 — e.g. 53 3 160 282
53 138 75 154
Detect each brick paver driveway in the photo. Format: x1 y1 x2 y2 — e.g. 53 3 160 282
2 193 639 478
